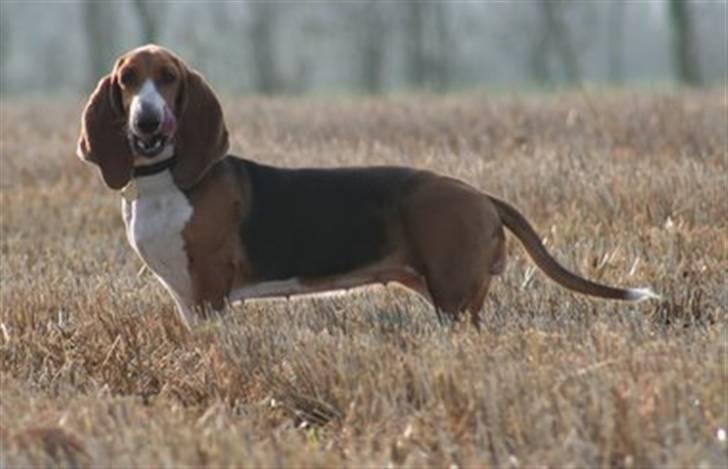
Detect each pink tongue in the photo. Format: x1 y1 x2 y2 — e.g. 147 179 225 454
161 107 177 137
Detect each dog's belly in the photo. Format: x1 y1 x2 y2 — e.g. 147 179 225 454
123 171 194 308
227 262 429 304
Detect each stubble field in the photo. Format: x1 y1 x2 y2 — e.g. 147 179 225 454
1 90 726 467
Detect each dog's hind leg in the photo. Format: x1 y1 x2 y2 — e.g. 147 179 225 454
465 275 493 330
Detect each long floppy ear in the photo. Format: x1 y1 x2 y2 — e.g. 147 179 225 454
172 67 229 189
76 75 132 190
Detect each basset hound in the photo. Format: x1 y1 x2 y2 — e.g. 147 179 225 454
77 44 658 329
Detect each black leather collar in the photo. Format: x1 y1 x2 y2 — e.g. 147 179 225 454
133 155 177 178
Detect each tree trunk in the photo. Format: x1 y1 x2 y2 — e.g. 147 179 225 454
431 2 453 91
538 0 581 84
607 0 625 84
249 2 283 95
669 0 702 86
131 0 163 44
0 9 10 94
359 1 386 94
83 0 116 88
529 0 551 85
405 0 426 88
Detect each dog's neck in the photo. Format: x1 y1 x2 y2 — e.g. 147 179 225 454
131 144 176 179
133 144 175 168
132 165 178 197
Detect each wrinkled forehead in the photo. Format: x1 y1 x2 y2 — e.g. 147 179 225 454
117 48 180 77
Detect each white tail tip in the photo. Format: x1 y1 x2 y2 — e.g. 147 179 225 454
625 287 662 301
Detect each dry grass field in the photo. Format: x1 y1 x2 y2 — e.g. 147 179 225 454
1 90 726 467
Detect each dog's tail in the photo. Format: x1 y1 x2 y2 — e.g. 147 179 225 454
489 196 660 301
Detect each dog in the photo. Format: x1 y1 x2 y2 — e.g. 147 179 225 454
77 44 658 329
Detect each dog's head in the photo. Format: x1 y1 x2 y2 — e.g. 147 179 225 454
77 44 229 189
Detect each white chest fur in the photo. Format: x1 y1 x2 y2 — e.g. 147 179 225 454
122 171 195 318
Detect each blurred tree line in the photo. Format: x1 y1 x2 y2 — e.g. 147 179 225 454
0 0 724 96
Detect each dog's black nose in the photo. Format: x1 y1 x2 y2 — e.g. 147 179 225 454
136 115 161 134
134 104 161 134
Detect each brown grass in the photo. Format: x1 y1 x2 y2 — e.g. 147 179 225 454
1 90 726 467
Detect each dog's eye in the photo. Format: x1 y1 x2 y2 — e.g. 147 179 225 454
160 68 177 85
119 69 137 87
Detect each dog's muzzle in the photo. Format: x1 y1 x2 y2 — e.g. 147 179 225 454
129 106 177 157
128 80 177 158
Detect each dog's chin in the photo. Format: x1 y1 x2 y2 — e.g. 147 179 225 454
130 133 170 158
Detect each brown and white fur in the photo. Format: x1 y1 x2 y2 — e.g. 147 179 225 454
77 44 658 329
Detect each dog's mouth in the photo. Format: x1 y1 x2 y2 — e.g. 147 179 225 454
131 132 170 157
129 107 177 158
